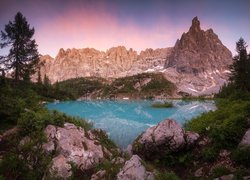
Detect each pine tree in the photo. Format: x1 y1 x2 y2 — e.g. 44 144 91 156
37 67 42 84
43 74 50 87
230 38 250 91
0 12 39 81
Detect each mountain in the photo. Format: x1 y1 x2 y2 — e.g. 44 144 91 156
163 17 232 95
37 17 232 96
38 47 172 84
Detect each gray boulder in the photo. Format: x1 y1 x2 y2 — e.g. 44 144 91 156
43 123 113 178
116 155 154 180
50 154 72 178
239 129 250 147
133 119 199 158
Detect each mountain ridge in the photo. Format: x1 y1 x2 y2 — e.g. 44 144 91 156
36 17 232 96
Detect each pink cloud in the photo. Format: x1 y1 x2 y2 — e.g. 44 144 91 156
35 7 185 57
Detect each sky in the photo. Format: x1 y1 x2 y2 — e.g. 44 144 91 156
0 0 249 57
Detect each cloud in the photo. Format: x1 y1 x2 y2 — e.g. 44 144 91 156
35 7 185 57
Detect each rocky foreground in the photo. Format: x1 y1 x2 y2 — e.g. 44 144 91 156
36 17 232 96
2 118 249 179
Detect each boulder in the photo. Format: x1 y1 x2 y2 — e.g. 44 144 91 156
43 123 113 178
133 119 199 158
239 129 250 147
50 154 72 178
214 174 234 180
116 155 154 180
185 131 200 146
194 167 203 177
91 170 107 180
111 157 125 165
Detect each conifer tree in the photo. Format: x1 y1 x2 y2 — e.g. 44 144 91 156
230 38 250 91
0 12 39 81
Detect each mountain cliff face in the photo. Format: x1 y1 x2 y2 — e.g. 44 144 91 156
163 17 232 95
38 47 172 83
37 17 232 96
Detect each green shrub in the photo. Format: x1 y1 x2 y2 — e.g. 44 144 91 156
185 100 249 149
151 101 174 108
232 147 250 167
156 171 180 180
95 160 121 179
201 147 218 162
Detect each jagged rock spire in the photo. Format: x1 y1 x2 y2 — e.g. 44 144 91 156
189 16 201 32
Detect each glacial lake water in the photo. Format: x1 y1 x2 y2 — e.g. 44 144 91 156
47 100 216 148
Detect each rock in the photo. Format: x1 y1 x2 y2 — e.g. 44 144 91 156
198 137 210 146
124 144 133 157
1 127 19 141
43 123 113 177
111 157 125 165
116 155 154 180
91 170 107 180
243 176 250 180
194 167 203 177
219 150 231 158
50 154 72 178
139 119 185 150
214 174 234 180
185 131 200 146
239 129 250 147
133 119 196 158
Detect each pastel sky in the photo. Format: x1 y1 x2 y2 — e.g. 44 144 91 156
0 0 249 57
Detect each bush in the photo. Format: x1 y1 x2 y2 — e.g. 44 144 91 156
18 109 92 136
185 100 249 149
201 147 218 162
232 147 250 167
151 101 173 108
156 171 180 180
210 166 231 178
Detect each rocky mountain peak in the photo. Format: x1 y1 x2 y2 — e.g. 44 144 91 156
189 16 201 33
165 17 232 74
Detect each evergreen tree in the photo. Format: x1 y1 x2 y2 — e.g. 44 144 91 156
230 38 250 91
37 67 42 84
0 12 39 81
43 74 50 87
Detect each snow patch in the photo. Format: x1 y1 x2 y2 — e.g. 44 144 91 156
187 87 199 92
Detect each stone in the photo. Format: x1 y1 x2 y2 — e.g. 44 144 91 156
1 127 19 141
111 157 125 165
219 150 231 158
214 174 234 180
116 155 154 180
185 131 200 146
124 144 133 157
198 137 210 146
139 119 185 151
43 123 113 177
239 129 250 147
91 170 107 180
50 154 72 178
194 167 203 177
133 119 186 158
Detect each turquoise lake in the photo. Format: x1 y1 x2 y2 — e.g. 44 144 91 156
47 100 216 148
